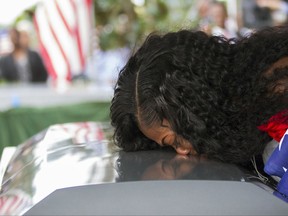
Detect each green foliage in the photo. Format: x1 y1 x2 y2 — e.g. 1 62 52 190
94 0 197 50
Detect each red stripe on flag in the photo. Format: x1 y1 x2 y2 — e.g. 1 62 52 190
45 6 72 81
33 15 58 80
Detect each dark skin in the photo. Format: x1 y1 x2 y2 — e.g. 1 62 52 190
138 119 197 156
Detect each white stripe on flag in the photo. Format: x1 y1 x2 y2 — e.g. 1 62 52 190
76 0 91 68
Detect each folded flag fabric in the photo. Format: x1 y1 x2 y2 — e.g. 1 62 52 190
273 190 288 203
264 129 288 178
258 110 288 200
277 170 288 199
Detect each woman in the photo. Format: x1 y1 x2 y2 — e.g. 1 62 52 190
110 26 288 164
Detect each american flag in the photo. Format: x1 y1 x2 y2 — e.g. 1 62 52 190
33 0 94 89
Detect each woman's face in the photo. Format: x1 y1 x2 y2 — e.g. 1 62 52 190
138 119 197 156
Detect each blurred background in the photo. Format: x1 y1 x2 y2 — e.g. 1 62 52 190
0 0 287 154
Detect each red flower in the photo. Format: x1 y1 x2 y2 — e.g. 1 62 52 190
258 109 288 142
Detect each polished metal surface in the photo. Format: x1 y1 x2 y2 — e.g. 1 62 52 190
0 122 117 215
115 150 246 182
0 122 286 215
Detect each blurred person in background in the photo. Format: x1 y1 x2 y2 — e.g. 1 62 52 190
196 0 238 39
256 0 288 25
208 1 238 38
0 21 48 84
195 0 213 34
239 0 288 37
241 0 274 31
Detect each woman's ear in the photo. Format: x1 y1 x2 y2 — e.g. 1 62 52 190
265 57 288 76
274 84 286 94
273 79 288 94
264 57 288 94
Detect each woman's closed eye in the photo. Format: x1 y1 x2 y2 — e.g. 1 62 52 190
160 137 166 147
161 135 180 149
161 137 171 147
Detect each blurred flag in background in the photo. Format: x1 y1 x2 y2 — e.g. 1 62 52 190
34 0 94 91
